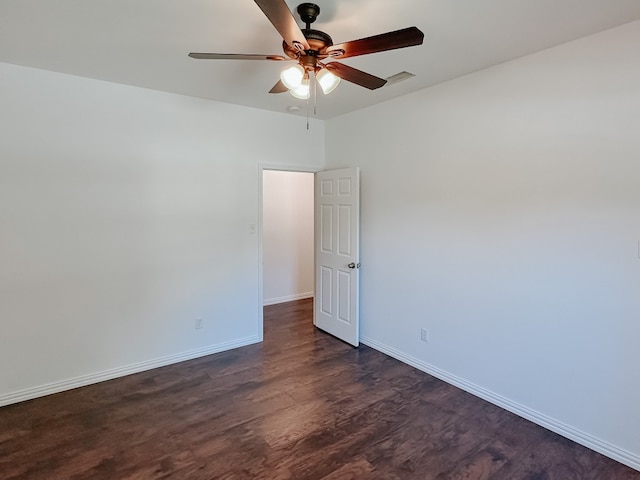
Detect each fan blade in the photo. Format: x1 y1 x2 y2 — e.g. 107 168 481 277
269 80 288 94
189 53 286 61
325 26 424 59
324 62 387 90
254 0 310 51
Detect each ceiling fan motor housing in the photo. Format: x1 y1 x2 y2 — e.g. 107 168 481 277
303 29 333 51
282 28 333 62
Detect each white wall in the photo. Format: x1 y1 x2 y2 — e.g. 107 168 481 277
262 170 314 305
0 62 324 405
325 21 640 469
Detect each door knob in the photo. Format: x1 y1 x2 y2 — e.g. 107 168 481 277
347 262 360 269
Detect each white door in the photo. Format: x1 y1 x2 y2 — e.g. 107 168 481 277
314 167 360 347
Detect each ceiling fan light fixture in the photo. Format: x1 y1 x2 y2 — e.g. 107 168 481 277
316 67 340 95
280 64 305 90
289 77 310 99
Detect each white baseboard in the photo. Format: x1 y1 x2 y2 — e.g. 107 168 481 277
360 335 640 472
0 335 261 408
263 292 314 306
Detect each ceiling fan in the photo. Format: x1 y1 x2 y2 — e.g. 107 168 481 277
189 0 424 100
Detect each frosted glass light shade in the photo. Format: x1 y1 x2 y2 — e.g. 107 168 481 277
316 68 340 94
280 64 305 90
289 79 310 99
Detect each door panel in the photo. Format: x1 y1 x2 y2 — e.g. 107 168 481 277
314 167 360 346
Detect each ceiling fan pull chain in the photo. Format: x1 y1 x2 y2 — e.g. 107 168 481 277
313 71 318 117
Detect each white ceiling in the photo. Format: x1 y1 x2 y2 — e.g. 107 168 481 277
2 0 640 119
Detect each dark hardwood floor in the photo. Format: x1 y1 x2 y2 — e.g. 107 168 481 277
1 298 638 479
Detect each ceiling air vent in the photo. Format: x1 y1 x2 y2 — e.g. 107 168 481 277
385 71 416 86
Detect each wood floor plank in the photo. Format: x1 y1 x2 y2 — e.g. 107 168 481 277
0 298 638 479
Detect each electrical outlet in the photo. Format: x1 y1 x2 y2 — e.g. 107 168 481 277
195 318 203 329
420 328 429 343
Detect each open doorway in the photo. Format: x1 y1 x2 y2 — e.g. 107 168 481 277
262 170 315 306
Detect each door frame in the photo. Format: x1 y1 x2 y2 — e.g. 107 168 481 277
257 163 321 341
